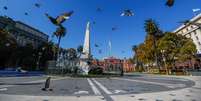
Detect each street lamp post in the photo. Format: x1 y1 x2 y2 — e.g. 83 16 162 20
4 43 11 67
36 47 45 70
36 52 42 70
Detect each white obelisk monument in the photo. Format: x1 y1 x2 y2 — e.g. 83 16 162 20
79 22 91 74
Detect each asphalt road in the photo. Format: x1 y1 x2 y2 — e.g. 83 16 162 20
0 74 195 101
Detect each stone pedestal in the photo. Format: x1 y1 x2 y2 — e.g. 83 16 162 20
79 59 90 75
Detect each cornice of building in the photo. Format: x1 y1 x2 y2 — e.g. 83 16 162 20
173 13 201 33
15 21 48 37
0 16 48 38
0 16 15 24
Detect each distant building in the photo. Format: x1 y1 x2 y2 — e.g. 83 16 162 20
173 13 201 54
92 56 135 72
175 60 201 70
103 57 123 71
0 16 48 48
123 59 135 72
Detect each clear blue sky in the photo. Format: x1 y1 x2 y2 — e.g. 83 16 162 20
0 0 201 59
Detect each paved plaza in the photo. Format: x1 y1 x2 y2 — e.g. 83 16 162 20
0 74 201 101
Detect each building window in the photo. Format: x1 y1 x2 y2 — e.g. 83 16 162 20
198 42 201 45
186 28 189 31
194 31 197 35
189 33 192 37
196 36 199 40
181 30 184 34
0 23 5 28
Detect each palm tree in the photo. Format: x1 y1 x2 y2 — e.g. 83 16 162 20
66 48 77 60
132 45 137 55
144 19 160 68
53 25 66 60
77 45 83 58
54 25 66 48
132 45 139 70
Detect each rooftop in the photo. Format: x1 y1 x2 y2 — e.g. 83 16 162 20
0 16 48 38
173 13 201 33
15 21 48 37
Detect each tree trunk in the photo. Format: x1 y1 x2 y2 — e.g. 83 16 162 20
57 36 61 49
56 36 62 60
153 35 159 69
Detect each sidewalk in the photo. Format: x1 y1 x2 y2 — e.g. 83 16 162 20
0 95 105 101
111 76 201 101
0 75 200 101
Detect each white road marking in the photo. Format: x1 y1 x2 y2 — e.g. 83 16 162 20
114 90 127 94
0 88 7 91
87 78 101 95
74 90 89 94
141 77 189 81
128 76 189 81
166 84 186 88
0 85 13 88
92 78 112 94
113 78 186 89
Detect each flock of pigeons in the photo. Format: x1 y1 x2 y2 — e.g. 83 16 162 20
1 0 175 54
2 0 175 18
3 3 41 16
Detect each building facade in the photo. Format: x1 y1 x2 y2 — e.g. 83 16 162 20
92 57 135 72
123 59 135 72
103 57 123 71
173 13 201 54
0 16 48 48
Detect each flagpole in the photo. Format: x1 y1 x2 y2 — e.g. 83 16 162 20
109 40 112 57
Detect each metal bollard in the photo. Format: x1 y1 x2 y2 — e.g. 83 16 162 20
42 77 53 91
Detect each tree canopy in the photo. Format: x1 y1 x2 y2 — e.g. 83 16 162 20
132 20 197 71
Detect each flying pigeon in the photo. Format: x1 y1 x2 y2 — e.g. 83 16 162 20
3 6 8 10
121 9 134 17
95 44 99 47
98 49 102 54
166 0 174 7
178 20 190 25
96 7 103 12
92 21 96 25
35 3 41 8
112 27 118 31
24 12 28 15
45 11 74 26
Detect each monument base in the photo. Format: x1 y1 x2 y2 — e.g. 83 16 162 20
79 59 90 75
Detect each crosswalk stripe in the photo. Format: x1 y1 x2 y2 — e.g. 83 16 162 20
92 78 112 94
113 78 185 89
87 78 101 95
